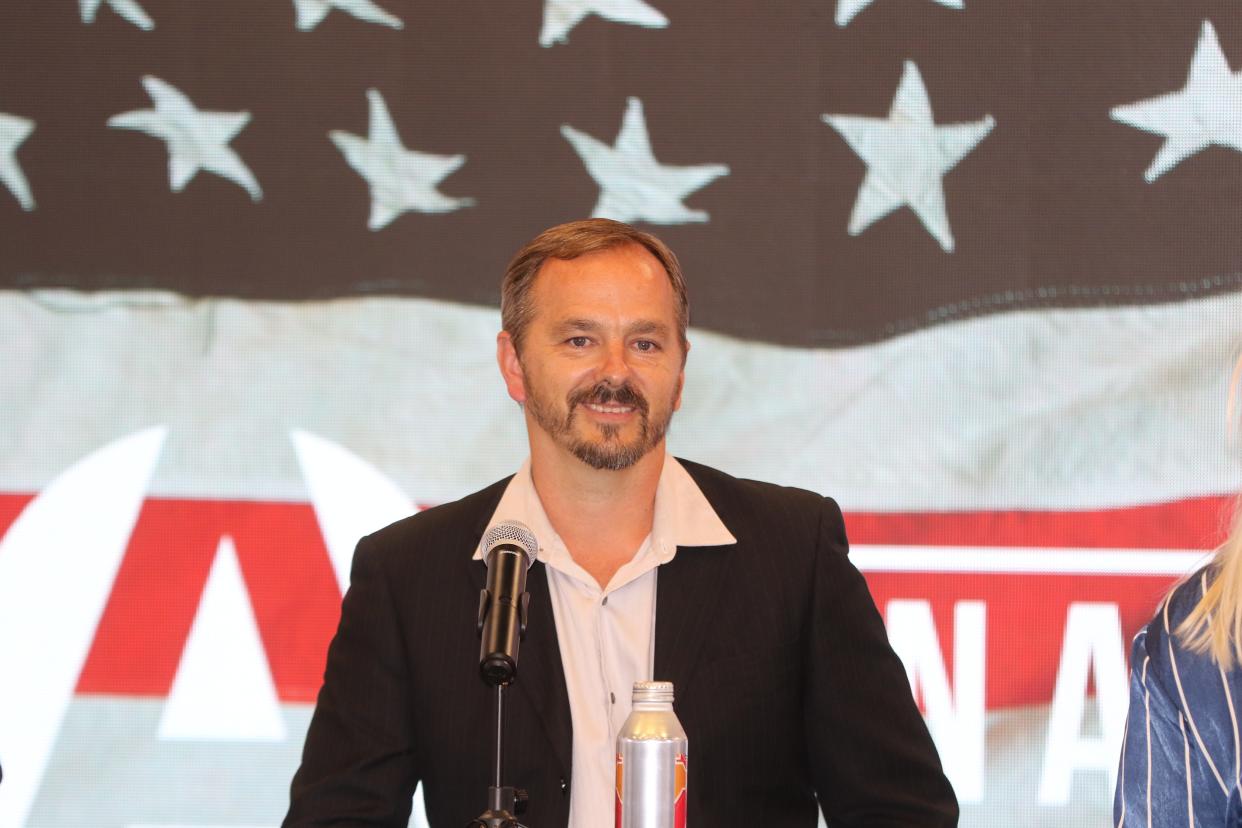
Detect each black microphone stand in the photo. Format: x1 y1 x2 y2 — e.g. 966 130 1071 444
468 589 531 828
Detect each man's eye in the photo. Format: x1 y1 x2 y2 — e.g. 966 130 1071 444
634 340 659 352
567 336 590 347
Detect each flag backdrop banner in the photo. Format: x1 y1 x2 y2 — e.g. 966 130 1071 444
2 2 1242 826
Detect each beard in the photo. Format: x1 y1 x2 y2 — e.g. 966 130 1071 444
525 377 676 471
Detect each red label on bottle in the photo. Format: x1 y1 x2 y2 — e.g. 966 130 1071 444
615 753 623 828
674 753 688 828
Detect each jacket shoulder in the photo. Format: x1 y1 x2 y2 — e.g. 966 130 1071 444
1143 566 1212 662
675 457 840 543
677 457 827 504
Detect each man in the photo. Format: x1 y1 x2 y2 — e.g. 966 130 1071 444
284 219 957 826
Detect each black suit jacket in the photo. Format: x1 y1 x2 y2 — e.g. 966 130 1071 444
284 460 958 827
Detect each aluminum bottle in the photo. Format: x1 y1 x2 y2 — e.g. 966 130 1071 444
615 680 688 828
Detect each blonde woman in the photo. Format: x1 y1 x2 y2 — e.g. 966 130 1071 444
1116 358 1242 826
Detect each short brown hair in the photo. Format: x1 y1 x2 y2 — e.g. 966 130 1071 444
501 218 689 353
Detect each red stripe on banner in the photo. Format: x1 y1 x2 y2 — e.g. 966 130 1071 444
0 490 1233 708
845 496 1232 708
0 492 34 537
73 497 341 703
864 571 1176 708
846 494 1236 548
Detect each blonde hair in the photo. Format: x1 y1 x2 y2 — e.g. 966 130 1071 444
1177 355 1242 667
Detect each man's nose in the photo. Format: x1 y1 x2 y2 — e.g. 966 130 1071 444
598 341 631 384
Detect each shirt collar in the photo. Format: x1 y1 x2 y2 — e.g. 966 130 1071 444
473 454 736 563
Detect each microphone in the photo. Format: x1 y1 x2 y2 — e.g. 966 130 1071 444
476 521 538 686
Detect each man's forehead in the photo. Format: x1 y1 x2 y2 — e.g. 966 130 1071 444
530 281 677 325
534 246 667 293
537 242 661 275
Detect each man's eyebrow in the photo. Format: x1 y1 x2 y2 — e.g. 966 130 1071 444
627 320 672 337
549 318 672 337
550 318 602 335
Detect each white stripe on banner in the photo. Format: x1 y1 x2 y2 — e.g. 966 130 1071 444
1 288 1240 510
852 545 1211 575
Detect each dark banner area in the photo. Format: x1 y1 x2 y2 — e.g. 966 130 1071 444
1 2 1241 345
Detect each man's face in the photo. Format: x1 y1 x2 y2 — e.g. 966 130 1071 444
499 243 686 471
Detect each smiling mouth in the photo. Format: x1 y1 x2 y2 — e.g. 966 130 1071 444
584 403 635 415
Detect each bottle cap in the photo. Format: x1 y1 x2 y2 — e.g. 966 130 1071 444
632 680 674 704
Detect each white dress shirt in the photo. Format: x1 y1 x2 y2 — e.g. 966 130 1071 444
475 454 736 828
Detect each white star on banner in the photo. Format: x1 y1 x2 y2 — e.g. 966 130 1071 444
108 76 262 202
0 113 36 211
1111 20 1242 182
329 89 475 230
539 0 667 47
561 97 729 224
292 0 403 31
80 0 153 30
821 61 993 252
835 0 962 27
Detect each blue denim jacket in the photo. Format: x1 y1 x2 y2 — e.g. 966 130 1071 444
1116 567 1242 827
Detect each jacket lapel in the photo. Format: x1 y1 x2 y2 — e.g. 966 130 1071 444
511 562 573 774
653 542 733 699
653 459 737 698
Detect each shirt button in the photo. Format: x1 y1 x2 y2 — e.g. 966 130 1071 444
602 596 608 606
610 692 616 704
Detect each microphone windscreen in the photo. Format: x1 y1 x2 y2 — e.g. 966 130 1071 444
481 520 538 565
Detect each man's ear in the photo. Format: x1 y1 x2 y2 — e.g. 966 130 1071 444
497 331 527 404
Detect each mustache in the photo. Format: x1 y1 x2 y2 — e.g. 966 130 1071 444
568 381 649 414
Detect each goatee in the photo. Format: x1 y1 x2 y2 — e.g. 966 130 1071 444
527 379 674 471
